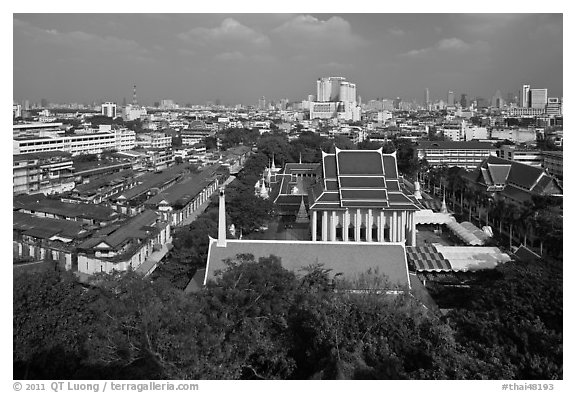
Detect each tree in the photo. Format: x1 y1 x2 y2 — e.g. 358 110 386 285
393 140 420 178
447 259 562 379
256 135 291 167
14 270 99 378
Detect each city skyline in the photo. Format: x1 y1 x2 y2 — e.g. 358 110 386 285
14 13 563 105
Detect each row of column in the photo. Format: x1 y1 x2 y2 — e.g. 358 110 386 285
311 209 416 245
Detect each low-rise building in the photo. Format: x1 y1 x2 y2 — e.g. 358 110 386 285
497 145 543 167
464 155 562 204
67 169 139 204
13 151 74 195
143 165 222 227
109 164 193 216
14 194 120 226
416 141 497 169
76 210 171 275
14 131 117 156
136 132 172 149
181 130 213 146
542 150 563 178
13 211 90 269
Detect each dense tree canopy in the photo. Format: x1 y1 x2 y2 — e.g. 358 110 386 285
14 255 562 380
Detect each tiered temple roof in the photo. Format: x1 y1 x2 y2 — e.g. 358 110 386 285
308 148 420 211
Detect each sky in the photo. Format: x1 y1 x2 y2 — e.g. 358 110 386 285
13 13 563 106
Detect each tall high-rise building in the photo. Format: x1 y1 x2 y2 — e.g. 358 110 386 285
447 91 455 107
101 102 117 118
424 88 430 107
311 76 360 121
522 84 531 108
529 88 548 109
258 96 266 110
316 77 356 104
460 94 468 108
491 90 504 108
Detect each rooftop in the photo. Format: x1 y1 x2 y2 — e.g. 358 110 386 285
13 151 72 162
144 165 220 207
13 211 90 240
78 210 162 251
205 239 410 289
417 141 496 150
13 194 118 223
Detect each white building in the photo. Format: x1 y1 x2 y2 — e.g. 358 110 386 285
13 103 22 118
13 129 136 155
101 102 117 118
115 129 136 151
311 76 360 121
136 132 172 149
123 104 147 121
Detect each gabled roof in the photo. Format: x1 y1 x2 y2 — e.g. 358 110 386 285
470 155 562 197
205 239 411 289
78 210 161 250
13 195 118 222
309 149 419 211
13 211 89 240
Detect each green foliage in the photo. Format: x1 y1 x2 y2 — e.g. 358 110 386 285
446 259 563 379
14 256 563 380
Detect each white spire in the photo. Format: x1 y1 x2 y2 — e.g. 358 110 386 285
217 187 227 247
440 195 448 214
414 176 422 200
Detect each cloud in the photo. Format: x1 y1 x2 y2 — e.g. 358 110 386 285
272 15 366 50
399 38 489 58
214 51 246 61
318 62 354 70
214 51 277 63
14 18 150 58
460 14 527 35
387 28 405 37
178 18 270 48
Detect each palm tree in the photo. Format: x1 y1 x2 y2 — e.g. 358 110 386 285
490 198 507 237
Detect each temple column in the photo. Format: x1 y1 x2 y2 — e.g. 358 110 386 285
392 211 398 242
343 210 349 241
311 210 317 241
399 211 405 242
410 212 416 246
355 209 361 242
403 211 408 243
378 211 384 242
330 211 337 241
322 211 328 241
367 209 373 242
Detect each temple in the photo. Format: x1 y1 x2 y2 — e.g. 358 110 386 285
307 148 420 245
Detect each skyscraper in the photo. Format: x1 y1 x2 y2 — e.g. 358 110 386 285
424 88 430 108
491 90 503 108
447 91 455 107
522 84 531 108
311 76 360 121
529 88 548 109
460 94 468 108
316 77 355 103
